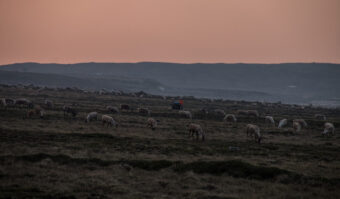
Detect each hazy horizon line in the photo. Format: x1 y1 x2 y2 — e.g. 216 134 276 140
1 61 340 66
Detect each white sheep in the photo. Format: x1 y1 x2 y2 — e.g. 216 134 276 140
179 110 192 119
315 114 326 121
224 114 237 122
107 106 119 114
247 110 259 118
265 116 275 126
1 98 6 107
188 123 205 141
322 122 335 136
85 112 98 123
278 119 288 128
34 105 44 118
40 110 45 118
237 110 248 116
214 109 226 117
147 118 157 130
15 98 33 108
4 98 15 106
293 119 307 128
246 124 262 143
44 99 54 109
237 110 259 117
101 115 118 127
293 121 301 133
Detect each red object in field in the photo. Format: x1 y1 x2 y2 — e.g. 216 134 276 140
179 100 184 105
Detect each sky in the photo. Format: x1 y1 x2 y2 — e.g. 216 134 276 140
0 0 339 65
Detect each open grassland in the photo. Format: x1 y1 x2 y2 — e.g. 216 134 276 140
1 86 340 199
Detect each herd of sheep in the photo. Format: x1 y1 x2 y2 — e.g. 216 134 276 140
1 97 336 144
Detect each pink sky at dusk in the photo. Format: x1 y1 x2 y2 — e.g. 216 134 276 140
0 0 339 65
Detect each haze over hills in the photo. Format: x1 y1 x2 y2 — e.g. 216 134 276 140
1 62 339 106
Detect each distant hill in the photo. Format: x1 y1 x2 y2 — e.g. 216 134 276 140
1 62 339 105
0 70 164 93
0 70 279 102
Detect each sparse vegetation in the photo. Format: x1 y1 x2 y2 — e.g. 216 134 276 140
0 85 340 198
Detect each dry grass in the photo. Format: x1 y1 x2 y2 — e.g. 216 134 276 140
0 86 340 198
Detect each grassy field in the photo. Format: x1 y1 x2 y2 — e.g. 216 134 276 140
1 85 340 199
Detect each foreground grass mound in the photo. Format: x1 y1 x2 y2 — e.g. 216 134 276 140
3 153 339 186
174 160 290 180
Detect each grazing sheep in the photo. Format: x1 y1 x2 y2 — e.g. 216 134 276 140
1 98 6 107
15 98 33 108
247 110 259 118
35 105 45 118
322 122 335 136
138 107 151 116
246 124 262 143
278 119 288 128
237 110 248 116
85 112 98 123
224 114 237 122
214 109 226 117
44 99 54 109
63 105 77 118
188 123 205 141
102 115 118 127
4 98 15 106
200 108 209 114
179 110 192 119
107 106 119 114
265 116 275 126
147 118 157 130
293 119 307 128
99 90 107 95
40 110 45 118
315 114 326 121
293 121 301 133
237 110 259 117
26 105 44 119
120 104 130 111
